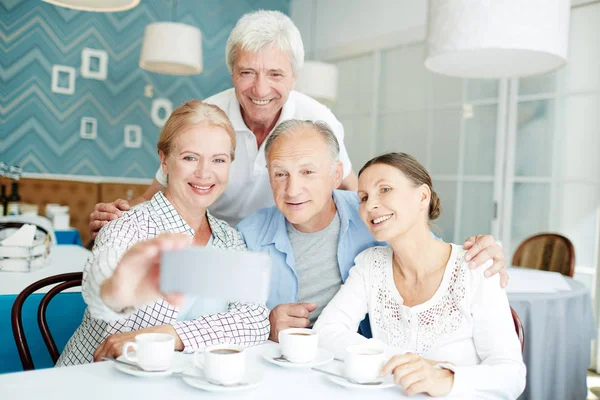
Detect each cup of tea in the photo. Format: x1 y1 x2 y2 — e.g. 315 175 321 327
278 328 319 363
121 333 175 371
194 344 246 385
344 344 386 383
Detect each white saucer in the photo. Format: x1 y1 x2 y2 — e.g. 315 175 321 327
262 346 334 368
321 363 396 390
113 352 190 378
181 366 263 392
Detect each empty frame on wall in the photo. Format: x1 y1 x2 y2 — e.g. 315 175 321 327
51 65 76 95
124 124 142 148
81 48 108 80
80 117 97 139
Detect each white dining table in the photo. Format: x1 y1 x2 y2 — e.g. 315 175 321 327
0 245 91 295
0 342 457 400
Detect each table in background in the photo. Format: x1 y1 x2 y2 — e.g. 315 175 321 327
0 245 91 373
507 269 595 400
54 229 82 246
0 342 457 400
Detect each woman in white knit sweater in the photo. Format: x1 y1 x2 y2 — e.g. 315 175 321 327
313 152 526 399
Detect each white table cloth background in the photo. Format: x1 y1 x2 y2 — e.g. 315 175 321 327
0 245 90 295
507 269 595 400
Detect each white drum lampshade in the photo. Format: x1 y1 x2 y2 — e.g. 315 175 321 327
425 0 571 78
139 22 203 75
295 61 339 106
42 0 139 12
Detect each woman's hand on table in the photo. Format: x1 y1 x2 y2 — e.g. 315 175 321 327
93 325 183 361
381 353 454 397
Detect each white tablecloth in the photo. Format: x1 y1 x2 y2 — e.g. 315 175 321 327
0 342 460 400
507 269 595 400
0 245 91 295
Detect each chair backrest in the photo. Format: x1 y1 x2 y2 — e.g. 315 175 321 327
511 233 575 277
11 272 83 370
511 306 525 353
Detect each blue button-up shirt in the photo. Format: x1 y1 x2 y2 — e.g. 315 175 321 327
236 190 383 310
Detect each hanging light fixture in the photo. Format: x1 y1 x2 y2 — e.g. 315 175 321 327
139 1 203 76
295 61 338 106
425 0 571 78
139 22 203 75
41 0 139 12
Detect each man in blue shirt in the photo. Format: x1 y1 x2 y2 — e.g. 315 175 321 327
237 120 508 341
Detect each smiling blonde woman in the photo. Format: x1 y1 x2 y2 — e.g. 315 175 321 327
56 100 269 367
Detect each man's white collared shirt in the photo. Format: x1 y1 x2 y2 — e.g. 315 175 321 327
155 89 353 226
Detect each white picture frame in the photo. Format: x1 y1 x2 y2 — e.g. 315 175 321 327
81 48 108 80
151 98 173 127
124 124 142 148
80 117 97 140
51 65 76 95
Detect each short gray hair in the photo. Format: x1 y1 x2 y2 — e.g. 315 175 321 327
225 10 305 75
265 120 340 165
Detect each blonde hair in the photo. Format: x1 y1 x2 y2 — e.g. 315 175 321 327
359 152 441 221
157 100 236 161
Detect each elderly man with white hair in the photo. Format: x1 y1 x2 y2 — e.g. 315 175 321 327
88 10 357 234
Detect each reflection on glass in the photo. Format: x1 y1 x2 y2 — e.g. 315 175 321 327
341 117 376 172
466 79 499 101
377 113 428 163
379 45 428 111
430 108 461 175
515 100 554 177
510 183 550 258
518 72 557 96
463 105 498 175
333 55 374 116
432 180 457 242
430 73 462 106
459 183 494 241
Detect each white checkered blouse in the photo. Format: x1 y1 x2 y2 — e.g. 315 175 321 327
56 192 270 367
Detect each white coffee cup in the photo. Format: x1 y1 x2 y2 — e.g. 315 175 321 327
121 333 175 371
278 328 318 364
195 344 246 385
344 344 386 383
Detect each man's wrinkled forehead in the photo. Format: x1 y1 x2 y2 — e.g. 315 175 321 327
266 130 330 168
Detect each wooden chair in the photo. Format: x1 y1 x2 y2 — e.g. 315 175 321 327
512 233 575 277
511 307 525 353
11 272 83 370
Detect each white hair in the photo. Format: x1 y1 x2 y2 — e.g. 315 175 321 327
265 120 340 168
225 10 305 75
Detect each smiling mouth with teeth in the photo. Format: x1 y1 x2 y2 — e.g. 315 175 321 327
251 99 270 105
189 183 213 190
372 214 393 224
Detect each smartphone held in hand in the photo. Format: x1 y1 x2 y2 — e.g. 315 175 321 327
159 247 271 303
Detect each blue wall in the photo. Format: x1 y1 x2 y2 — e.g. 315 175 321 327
0 0 290 178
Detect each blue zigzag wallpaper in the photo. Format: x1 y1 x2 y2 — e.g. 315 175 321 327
0 0 290 178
